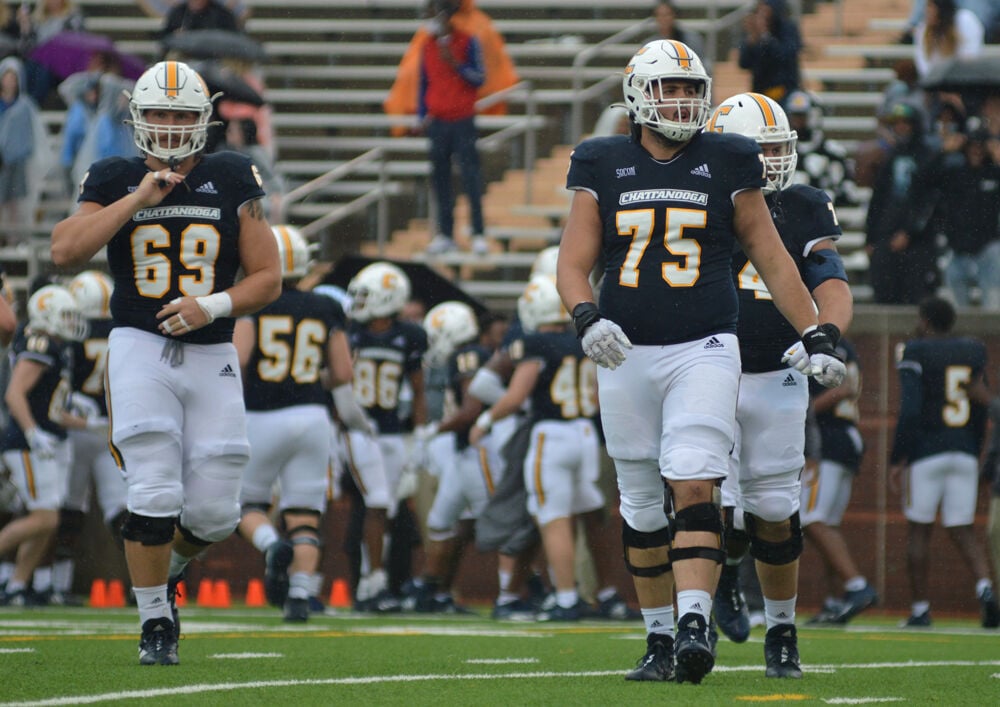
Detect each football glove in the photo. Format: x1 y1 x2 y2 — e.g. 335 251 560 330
26 427 58 459
782 323 841 374
573 303 631 370
801 324 846 388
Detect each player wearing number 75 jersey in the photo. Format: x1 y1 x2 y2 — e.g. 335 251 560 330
50 60 281 666
556 41 844 685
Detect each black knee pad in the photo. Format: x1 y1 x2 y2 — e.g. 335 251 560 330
57 508 87 550
286 524 322 548
241 502 272 516
176 519 214 548
722 506 749 558
622 520 672 578
107 508 128 552
745 511 803 566
669 502 725 564
120 512 176 546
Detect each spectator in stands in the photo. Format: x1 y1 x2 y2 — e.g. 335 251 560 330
648 1 710 73
140 0 247 28
864 102 941 305
419 0 487 257
14 0 85 103
785 90 863 207
913 0 984 81
57 72 99 194
738 0 802 105
902 0 998 44
219 118 283 219
160 0 239 38
938 128 1000 308
0 55 50 243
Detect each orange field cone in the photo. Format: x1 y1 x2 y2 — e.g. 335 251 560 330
89 578 107 608
196 578 215 607
106 579 126 607
329 578 351 608
175 580 188 607
245 578 265 607
213 579 232 608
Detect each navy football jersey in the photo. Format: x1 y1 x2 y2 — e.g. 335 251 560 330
810 338 863 470
509 328 597 423
890 336 988 464
70 318 112 417
735 184 844 372
78 152 265 345
566 131 766 345
348 319 428 434
447 341 491 450
2 329 73 450
243 286 347 411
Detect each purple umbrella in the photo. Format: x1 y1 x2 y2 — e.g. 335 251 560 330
29 31 147 81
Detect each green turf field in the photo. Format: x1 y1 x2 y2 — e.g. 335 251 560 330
1 606 998 705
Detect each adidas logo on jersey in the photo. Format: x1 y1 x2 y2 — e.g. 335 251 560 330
195 181 218 194
690 163 711 178
703 336 724 350
219 364 237 378
782 374 797 387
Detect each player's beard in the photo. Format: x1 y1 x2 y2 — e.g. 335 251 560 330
647 127 687 151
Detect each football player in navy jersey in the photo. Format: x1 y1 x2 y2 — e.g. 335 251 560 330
799 338 876 626
49 60 281 665
0 286 87 606
404 301 493 612
707 92 854 678
234 226 369 622
470 274 608 622
889 296 1000 628
46 271 127 605
343 261 428 611
556 42 845 684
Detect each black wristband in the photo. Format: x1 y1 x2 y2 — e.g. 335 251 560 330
817 322 841 347
801 327 841 359
572 302 602 339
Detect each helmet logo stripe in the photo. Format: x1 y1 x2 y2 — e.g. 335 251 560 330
748 92 778 126
666 40 692 68
162 61 182 98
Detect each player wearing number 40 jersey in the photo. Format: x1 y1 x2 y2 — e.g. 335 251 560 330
556 41 844 686
51 60 281 666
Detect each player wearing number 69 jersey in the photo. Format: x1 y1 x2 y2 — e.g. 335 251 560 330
50 60 281 665
557 42 839 685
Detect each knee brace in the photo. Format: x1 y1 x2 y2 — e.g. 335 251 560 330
121 512 176 546
622 520 672 578
745 511 803 566
56 509 87 553
722 506 750 559
286 523 322 549
668 502 726 565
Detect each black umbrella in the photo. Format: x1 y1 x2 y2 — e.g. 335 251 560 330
162 30 266 64
324 255 488 316
193 61 264 106
921 56 1000 92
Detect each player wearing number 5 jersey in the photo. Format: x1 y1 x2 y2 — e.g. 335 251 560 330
556 41 843 685
50 60 281 665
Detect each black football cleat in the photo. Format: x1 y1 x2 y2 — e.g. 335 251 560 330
138 617 179 666
764 623 802 678
714 563 751 642
284 597 310 623
263 539 294 608
674 613 715 684
626 633 674 682
979 586 1000 629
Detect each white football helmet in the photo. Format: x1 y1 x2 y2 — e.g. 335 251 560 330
518 275 570 333
68 270 113 320
622 40 712 142
127 61 214 163
530 246 559 278
271 224 312 279
347 262 411 323
27 285 88 341
423 301 479 367
706 92 798 193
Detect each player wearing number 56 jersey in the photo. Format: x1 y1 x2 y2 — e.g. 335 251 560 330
50 60 281 665
235 225 367 622
557 42 839 685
